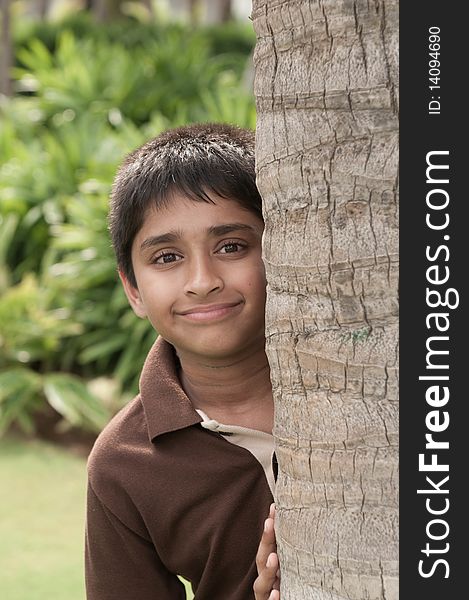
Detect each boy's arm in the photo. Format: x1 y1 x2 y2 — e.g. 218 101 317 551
253 503 281 600
85 482 186 600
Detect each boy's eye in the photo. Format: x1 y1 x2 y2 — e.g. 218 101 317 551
153 252 182 264
218 242 245 254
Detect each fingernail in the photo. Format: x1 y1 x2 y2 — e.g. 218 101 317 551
267 554 274 567
264 518 270 532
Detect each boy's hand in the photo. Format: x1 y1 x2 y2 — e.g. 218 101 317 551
253 503 281 600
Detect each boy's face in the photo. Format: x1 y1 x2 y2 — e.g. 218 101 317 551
121 193 267 363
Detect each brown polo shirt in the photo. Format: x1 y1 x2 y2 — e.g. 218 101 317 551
85 337 275 599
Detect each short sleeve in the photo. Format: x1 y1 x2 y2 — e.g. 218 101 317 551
85 482 187 600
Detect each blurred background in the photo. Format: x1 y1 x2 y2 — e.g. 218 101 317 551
0 1 255 597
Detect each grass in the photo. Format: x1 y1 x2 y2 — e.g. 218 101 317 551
0 436 88 599
0 436 193 599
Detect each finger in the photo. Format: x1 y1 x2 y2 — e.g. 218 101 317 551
253 553 278 599
268 590 280 600
256 517 277 571
272 564 281 591
266 552 278 570
269 502 276 519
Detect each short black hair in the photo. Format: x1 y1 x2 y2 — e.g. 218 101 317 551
109 123 262 287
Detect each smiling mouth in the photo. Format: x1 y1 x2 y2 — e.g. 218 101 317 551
177 302 243 322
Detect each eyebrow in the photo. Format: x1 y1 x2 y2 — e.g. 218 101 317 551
140 232 179 251
140 223 259 251
207 223 258 236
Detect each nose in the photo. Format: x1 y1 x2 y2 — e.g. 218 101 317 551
183 255 224 297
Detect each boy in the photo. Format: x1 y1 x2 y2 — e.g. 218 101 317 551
85 123 280 599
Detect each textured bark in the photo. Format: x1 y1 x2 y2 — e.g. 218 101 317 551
252 1 398 599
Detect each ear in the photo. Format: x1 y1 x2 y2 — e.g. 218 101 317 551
119 270 147 319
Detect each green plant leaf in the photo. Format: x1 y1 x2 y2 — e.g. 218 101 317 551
43 373 110 432
0 368 42 435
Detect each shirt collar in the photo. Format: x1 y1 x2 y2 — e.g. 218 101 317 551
139 336 202 441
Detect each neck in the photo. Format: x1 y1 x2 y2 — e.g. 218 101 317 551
177 344 274 433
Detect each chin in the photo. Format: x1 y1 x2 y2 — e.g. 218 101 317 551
168 323 265 360
192 343 243 361
171 333 234 357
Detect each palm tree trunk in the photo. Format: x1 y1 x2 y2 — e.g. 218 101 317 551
38 0 49 19
0 0 13 97
202 0 232 23
252 1 399 598
92 0 124 22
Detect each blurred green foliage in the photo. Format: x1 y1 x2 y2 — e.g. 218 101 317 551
0 12 256 436
13 11 255 59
